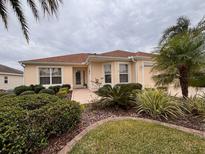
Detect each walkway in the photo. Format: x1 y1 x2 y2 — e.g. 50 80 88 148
71 89 99 104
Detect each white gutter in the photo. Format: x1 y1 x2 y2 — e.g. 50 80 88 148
0 72 23 76
19 61 87 66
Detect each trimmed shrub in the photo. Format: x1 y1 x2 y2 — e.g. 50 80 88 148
136 90 183 120
95 84 137 109
14 85 32 95
0 92 8 97
62 84 71 90
0 94 81 153
30 84 45 93
115 83 142 91
39 89 55 95
0 93 16 99
127 83 142 90
48 85 61 94
20 90 35 96
56 87 69 98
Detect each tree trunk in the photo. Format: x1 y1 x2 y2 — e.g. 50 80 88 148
178 65 189 99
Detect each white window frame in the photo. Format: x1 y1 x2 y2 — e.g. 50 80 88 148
38 67 63 86
103 63 112 84
119 63 129 83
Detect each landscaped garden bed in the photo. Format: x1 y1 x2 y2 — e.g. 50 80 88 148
1 83 205 153
41 106 205 154
41 83 205 154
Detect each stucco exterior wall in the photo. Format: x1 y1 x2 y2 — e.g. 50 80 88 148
63 66 73 88
136 60 143 85
136 60 155 88
24 59 156 90
24 64 74 88
88 62 103 90
0 74 23 90
143 67 155 88
88 61 138 90
24 65 38 85
168 86 205 97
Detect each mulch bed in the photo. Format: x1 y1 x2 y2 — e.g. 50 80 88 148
40 107 205 154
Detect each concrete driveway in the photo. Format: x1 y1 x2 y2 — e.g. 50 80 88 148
71 89 99 104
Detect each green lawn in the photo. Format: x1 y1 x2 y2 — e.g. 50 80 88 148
70 120 205 154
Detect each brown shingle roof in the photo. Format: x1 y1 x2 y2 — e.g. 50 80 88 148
135 51 153 57
0 64 23 74
23 53 90 63
100 50 136 57
21 50 152 64
100 50 153 58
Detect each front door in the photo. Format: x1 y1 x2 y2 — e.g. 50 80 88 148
74 69 83 88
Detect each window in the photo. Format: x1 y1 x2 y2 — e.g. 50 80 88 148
104 64 111 83
119 64 129 83
52 68 62 84
4 76 8 84
39 68 62 85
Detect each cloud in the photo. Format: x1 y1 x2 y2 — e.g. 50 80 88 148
0 0 204 69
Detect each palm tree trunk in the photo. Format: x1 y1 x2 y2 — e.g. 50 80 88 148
178 65 189 98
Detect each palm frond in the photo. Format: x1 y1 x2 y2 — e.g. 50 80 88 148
0 0 8 28
39 0 62 16
152 73 176 86
1 0 62 42
196 16 205 32
9 0 29 41
159 25 178 44
176 16 190 30
27 0 39 20
159 16 190 45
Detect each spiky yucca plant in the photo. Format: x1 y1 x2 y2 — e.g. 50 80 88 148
136 90 183 120
182 94 205 119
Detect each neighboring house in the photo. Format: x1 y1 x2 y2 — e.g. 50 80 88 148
20 50 155 90
0 64 23 90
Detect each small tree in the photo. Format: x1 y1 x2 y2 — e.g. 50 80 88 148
153 16 205 98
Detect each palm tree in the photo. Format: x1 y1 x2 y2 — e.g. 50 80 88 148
0 0 62 41
153 16 205 98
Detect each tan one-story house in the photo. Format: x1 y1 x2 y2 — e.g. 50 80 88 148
20 50 155 90
0 64 23 90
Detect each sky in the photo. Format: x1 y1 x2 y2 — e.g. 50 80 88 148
0 0 205 70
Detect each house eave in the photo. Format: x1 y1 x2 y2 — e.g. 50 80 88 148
85 55 131 64
0 72 23 76
129 56 152 60
19 61 87 66
19 55 152 66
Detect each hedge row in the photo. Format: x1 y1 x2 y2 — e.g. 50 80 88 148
14 84 71 96
0 94 81 153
